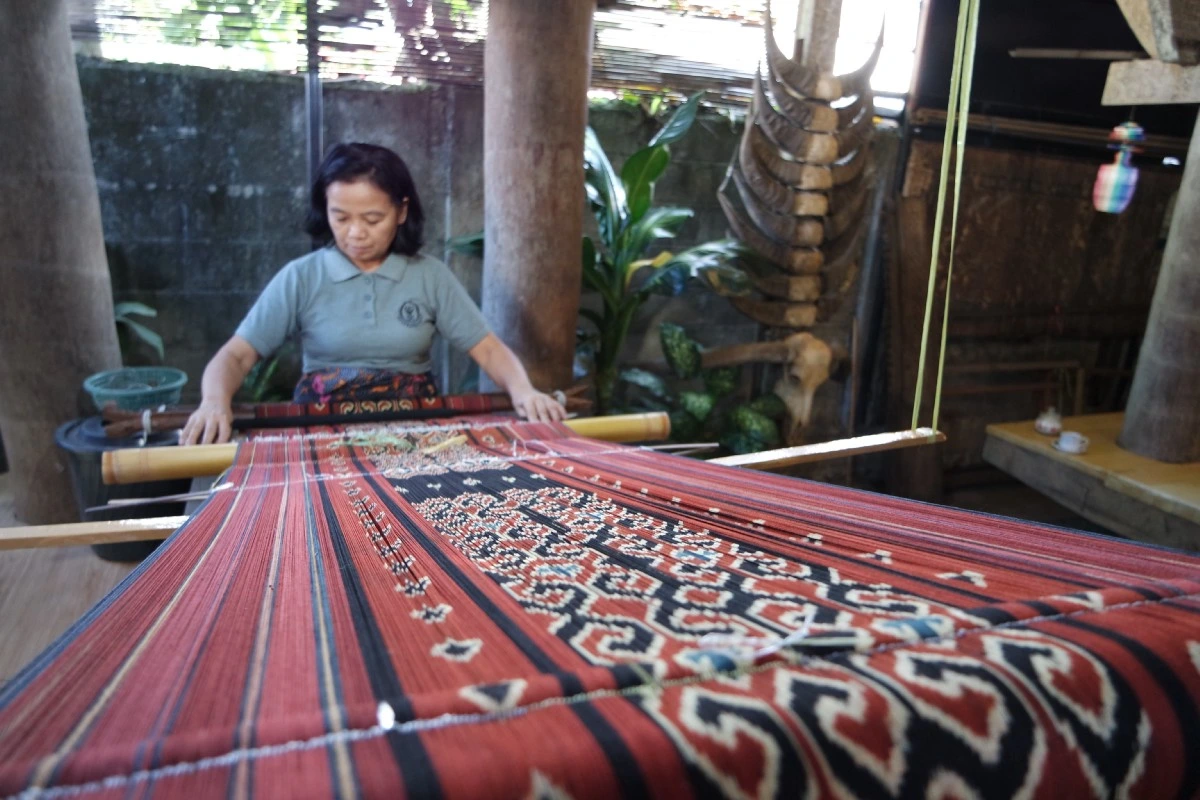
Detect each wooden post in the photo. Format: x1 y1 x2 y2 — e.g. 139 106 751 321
1118 109 1200 462
0 1 122 523
794 0 844 71
481 0 593 392
1103 2 1200 462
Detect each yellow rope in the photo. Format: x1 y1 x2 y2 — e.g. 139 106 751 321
911 0 980 431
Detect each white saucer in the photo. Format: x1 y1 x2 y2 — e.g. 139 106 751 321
1052 441 1087 455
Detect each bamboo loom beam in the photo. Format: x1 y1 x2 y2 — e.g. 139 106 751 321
0 516 186 551
102 413 671 485
709 428 945 471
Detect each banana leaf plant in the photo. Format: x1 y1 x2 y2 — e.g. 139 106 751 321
582 93 749 413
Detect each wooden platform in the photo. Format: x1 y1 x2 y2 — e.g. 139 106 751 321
984 413 1200 551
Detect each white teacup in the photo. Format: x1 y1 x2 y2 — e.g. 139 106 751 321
1034 407 1062 436
1056 431 1089 454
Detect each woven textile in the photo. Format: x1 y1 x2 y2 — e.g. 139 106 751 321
2 418 1199 798
291 368 439 405
251 393 501 423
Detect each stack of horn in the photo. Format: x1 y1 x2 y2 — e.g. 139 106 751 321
712 0 881 441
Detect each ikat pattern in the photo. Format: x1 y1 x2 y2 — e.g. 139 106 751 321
0 418 1197 799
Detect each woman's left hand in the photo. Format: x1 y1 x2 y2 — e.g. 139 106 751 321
511 387 567 423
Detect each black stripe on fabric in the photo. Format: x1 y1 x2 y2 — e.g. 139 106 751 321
305 445 367 799
351 453 652 800
558 444 1179 593
311 442 443 799
530 459 1003 607
1022 600 1060 617
1058 617 1200 799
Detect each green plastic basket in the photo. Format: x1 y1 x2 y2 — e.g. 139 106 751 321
83 367 188 411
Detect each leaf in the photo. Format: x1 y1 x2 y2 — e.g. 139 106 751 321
113 301 158 320
640 239 751 298
648 93 704 148
660 322 701 380
679 391 715 422
617 206 693 271
446 231 484 257
703 366 740 398
668 409 701 443
620 145 670 223
729 405 782 448
719 430 762 456
581 237 619 309
640 263 690 297
582 235 597 272
620 368 673 402
117 318 164 360
584 127 628 244
747 393 788 420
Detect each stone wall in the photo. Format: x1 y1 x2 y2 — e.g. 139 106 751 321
76 58 753 402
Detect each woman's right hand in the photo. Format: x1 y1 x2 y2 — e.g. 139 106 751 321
181 399 234 445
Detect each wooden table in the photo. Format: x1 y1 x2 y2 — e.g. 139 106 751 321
984 413 1200 551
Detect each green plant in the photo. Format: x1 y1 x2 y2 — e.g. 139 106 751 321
582 93 750 413
239 354 293 403
448 95 752 413
113 301 164 362
620 323 785 455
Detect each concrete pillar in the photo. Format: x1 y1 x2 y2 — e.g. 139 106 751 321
1119 110 1200 463
0 2 122 523
481 0 592 392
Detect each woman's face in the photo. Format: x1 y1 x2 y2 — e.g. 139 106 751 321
326 179 408 270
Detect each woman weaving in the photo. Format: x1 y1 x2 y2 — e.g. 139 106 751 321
182 143 565 445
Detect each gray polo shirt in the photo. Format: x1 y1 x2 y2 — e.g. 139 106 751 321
236 247 490 374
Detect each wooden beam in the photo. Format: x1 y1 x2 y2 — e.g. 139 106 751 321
1103 59 1200 105
1009 48 1144 60
710 428 944 471
910 108 1190 156
0 516 184 551
102 413 672 485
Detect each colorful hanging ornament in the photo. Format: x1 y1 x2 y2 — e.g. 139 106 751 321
1093 121 1144 214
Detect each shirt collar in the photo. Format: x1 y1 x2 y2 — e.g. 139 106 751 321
325 246 411 283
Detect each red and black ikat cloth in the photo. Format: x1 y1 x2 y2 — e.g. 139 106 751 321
1 417 1198 799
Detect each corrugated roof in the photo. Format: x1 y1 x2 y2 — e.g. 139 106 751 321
69 1 801 103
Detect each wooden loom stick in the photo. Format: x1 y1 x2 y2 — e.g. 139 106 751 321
709 428 945 471
102 412 671 485
0 516 186 551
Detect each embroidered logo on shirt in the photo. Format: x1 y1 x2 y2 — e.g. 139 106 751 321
398 300 424 327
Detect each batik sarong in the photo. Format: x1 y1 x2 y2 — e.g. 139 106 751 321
293 367 438 405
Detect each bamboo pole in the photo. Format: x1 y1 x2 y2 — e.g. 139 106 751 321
102 413 671 485
710 428 945 471
567 412 670 443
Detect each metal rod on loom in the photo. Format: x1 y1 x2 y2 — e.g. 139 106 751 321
100 412 671 485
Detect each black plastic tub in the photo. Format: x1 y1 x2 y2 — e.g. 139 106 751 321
55 417 191 562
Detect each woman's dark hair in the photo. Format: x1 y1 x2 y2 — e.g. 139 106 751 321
305 142 425 255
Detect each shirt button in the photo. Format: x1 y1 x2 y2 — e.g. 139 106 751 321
364 294 371 301
363 312 371 319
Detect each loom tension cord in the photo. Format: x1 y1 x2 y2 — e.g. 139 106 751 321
911 0 981 432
